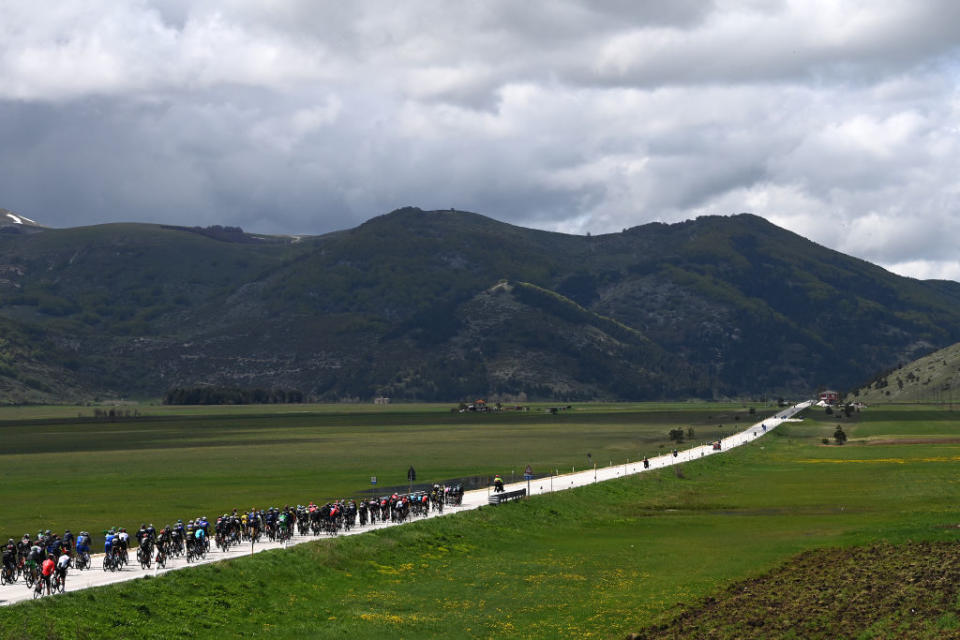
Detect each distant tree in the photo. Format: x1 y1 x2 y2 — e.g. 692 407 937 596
163 386 305 405
668 428 685 443
686 426 696 439
748 407 756 415
825 406 833 415
833 426 847 445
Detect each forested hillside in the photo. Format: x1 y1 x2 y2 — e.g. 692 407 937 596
1 208 958 402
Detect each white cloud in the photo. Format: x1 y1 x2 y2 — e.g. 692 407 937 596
0 1 959 279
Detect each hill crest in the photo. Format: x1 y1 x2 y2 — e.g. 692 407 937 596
0 208 958 402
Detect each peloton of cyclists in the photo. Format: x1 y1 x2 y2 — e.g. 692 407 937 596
5 483 465 597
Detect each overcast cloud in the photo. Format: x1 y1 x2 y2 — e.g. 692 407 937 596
1 1 959 279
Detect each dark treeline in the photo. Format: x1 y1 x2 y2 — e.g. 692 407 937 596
163 387 305 405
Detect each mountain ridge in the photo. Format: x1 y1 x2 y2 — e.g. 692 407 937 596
0 208 956 403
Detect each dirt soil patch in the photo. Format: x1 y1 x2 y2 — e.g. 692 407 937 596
626 541 960 639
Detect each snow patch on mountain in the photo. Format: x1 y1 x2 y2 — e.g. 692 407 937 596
1 210 41 227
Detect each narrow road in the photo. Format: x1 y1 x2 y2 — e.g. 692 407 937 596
0 401 811 606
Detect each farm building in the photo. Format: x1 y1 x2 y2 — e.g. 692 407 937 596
819 390 840 405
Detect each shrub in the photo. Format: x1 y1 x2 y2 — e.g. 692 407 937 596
833 426 847 445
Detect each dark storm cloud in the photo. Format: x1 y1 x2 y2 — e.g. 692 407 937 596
1 1 959 278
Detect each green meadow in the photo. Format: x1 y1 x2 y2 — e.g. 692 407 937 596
0 402 764 543
3 403 959 639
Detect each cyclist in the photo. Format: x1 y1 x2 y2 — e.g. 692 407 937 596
27 537 44 572
172 521 184 554
194 524 205 553
62 529 74 559
40 554 55 595
103 529 115 565
45 533 62 558
1 539 15 581
75 531 90 569
138 531 153 568
155 526 171 566
493 474 504 493
265 509 276 539
55 549 70 590
116 527 130 564
17 534 30 568
199 517 210 550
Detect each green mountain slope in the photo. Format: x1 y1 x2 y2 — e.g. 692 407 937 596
851 341 960 404
0 208 958 402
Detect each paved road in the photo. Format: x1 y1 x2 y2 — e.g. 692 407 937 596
0 401 811 606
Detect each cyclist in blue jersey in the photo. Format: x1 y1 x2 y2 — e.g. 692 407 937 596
103 529 115 564
75 532 90 556
194 525 205 553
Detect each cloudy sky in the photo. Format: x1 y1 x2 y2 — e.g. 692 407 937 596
2 1 959 279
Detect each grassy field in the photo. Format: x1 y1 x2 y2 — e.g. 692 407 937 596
2 403 960 638
0 402 768 544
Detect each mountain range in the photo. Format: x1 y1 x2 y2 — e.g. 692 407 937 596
1 206 958 403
